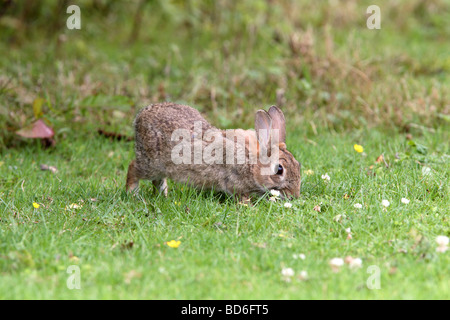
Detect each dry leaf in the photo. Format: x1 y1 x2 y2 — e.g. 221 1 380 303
32 97 45 119
251 242 267 249
97 129 133 141
40 164 58 173
375 154 384 163
121 240 134 250
16 119 54 139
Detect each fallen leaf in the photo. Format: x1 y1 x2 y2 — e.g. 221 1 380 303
97 129 133 141
121 240 134 250
251 242 267 249
16 119 54 139
375 154 384 163
32 97 45 119
40 164 58 173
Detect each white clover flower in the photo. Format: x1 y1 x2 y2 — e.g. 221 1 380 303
293 253 306 260
329 258 344 272
321 173 330 182
349 258 362 269
401 198 410 204
381 199 390 207
345 228 351 233
270 189 281 197
435 236 448 253
298 270 308 280
65 203 82 210
436 235 449 247
329 258 344 266
284 202 293 208
158 267 166 274
422 166 432 176
354 203 363 209
281 267 294 277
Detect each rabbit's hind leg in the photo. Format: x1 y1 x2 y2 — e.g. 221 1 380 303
127 160 167 197
126 160 141 192
152 179 168 197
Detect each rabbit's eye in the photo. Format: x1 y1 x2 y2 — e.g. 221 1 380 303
276 164 284 175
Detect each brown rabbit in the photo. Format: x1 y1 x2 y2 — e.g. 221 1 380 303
126 102 301 202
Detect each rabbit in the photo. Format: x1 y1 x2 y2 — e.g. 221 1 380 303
126 102 301 203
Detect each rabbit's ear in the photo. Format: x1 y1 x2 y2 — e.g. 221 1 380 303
268 106 286 144
255 110 272 149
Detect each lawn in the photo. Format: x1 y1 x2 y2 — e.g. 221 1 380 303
0 1 449 300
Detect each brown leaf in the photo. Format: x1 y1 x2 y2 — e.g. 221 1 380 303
40 164 58 174
389 267 397 275
41 137 56 148
251 242 267 249
97 128 133 141
121 240 134 250
375 154 384 163
376 154 389 168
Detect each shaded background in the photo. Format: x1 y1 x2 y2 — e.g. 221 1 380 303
0 0 448 149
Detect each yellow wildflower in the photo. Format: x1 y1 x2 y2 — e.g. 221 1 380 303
354 144 364 153
33 202 40 209
69 256 80 263
166 240 181 248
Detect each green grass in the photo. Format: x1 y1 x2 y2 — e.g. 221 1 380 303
0 0 449 299
0 127 448 299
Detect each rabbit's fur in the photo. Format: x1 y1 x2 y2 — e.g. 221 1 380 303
126 102 301 202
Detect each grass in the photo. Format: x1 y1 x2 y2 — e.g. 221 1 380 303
0 127 448 299
0 0 449 299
